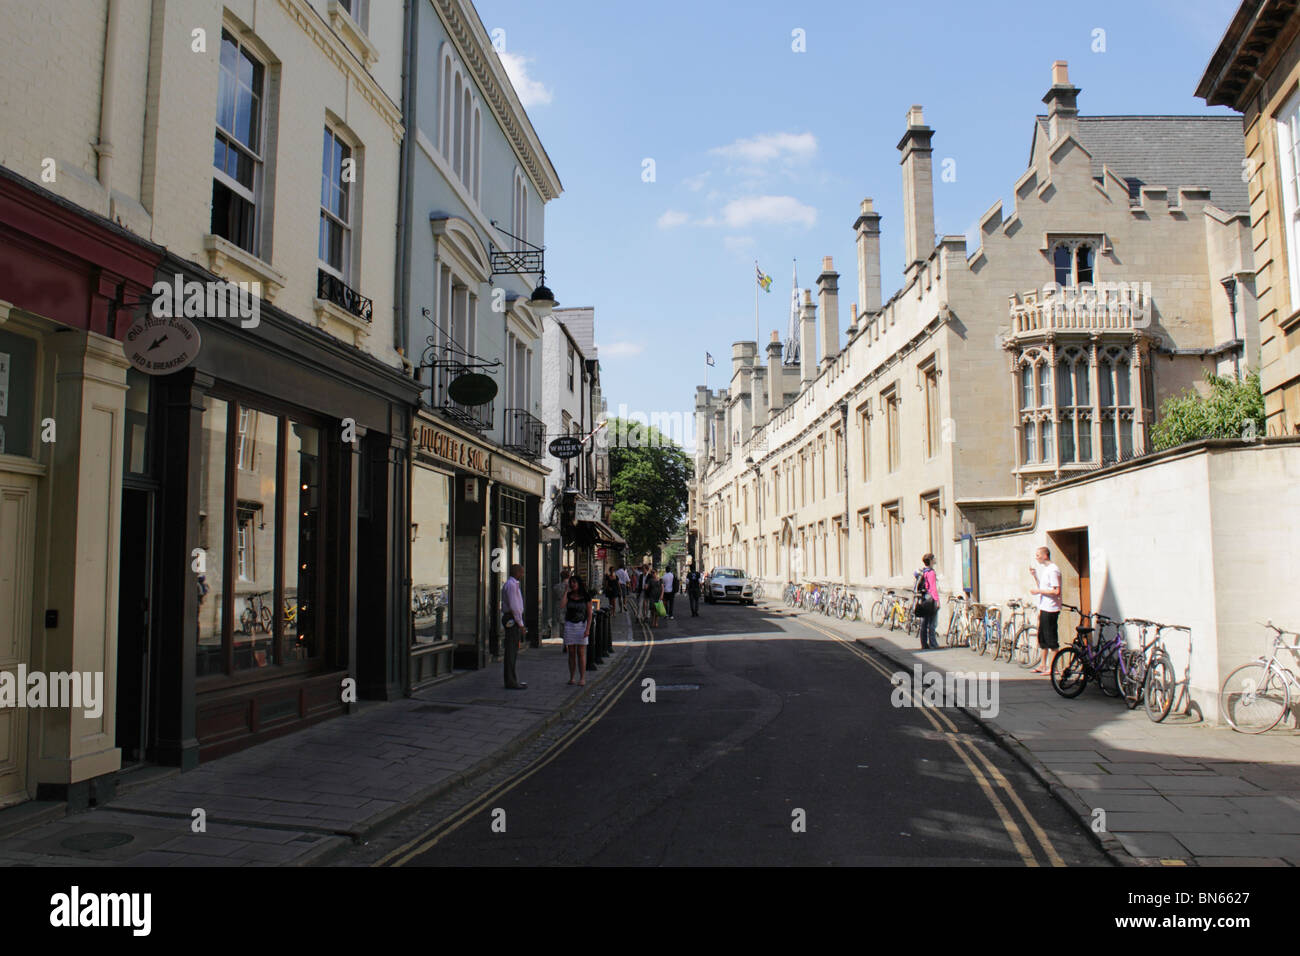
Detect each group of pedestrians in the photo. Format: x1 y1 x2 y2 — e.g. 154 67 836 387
611 563 677 627
910 546 1063 670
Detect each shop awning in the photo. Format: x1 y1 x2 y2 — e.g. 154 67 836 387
587 519 626 548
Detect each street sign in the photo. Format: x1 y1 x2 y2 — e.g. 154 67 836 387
594 490 615 505
575 499 601 522
596 548 606 560
548 436 583 459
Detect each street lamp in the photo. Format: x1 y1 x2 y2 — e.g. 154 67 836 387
489 220 558 318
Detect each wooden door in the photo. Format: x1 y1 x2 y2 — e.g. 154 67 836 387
0 471 36 805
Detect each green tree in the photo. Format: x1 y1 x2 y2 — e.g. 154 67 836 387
1150 369 1265 451
607 419 693 560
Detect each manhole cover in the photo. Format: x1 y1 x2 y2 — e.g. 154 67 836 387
415 703 464 714
656 684 701 691
60 831 135 852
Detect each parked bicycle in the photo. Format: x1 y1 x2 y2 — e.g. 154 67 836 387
1117 618 1181 722
239 591 274 635
1220 622 1300 734
1050 605 1123 698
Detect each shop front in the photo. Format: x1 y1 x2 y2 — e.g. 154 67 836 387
135 253 418 767
408 415 546 685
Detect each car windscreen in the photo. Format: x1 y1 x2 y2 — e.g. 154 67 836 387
713 569 745 578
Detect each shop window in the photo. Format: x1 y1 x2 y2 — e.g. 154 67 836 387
197 398 325 677
411 466 452 644
0 330 36 458
212 30 266 255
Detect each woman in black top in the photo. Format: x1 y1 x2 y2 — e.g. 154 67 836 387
644 570 663 629
562 575 592 686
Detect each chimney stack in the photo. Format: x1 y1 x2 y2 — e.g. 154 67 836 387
799 289 817 388
1043 60 1080 143
898 106 935 277
817 256 840 367
854 198 882 316
847 302 858 337
767 331 782 421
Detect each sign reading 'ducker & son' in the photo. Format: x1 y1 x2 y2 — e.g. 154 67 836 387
412 421 491 475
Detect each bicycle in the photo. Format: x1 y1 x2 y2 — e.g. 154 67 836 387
752 579 765 600
1002 599 1039 666
1220 622 1300 734
979 606 1003 659
839 590 861 622
783 582 798 607
943 593 972 647
239 591 273 635
1050 605 1123 698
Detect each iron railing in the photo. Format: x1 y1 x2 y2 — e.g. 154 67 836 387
429 361 493 432
317 269 373 322
502 408 544 459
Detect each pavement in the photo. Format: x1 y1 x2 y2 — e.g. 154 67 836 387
0 613 639 866
771 599 1300 867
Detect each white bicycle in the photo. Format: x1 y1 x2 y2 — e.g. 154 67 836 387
1220 622 1300 733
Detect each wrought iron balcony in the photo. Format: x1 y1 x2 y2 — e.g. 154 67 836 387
1008 283 1150 338
317 268 373 322
503 408 544 459
429 361 493 432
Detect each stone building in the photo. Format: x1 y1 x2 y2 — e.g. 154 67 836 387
1198 0 1300 435
690 62 1255 603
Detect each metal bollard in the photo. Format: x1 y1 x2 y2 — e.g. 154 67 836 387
588 608 606 669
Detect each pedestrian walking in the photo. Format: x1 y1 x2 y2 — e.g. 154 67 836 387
615 564 629 611
686 567 702 616
603 568 620 611
1029 546 1062 674
662 566 676 620
631 565 645 621
644 569 663 628
914 554 941 649
562 574 592 686
501 563 528 689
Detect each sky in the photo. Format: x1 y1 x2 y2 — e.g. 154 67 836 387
475 0 1244 451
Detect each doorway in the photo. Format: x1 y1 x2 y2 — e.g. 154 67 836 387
1049 528 1091 616
116 487 154 765
0 470 37 806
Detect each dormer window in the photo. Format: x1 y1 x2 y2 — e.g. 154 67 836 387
1051 239 1096 287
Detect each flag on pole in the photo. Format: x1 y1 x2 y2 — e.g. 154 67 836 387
706 352 715 366
756 265 773 292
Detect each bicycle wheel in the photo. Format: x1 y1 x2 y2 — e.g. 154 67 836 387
1015 626 1038 667
260 606 274 634
238 607 253 635
1051 646 1088 698
1144 651 1176 723
1120 651 1145 710
1220 662 1288 734
846 597 860 622
1095 644 1121 698
869 600 885 627
944 612 959 647
973 623 987 656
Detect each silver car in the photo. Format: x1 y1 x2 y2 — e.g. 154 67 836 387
705 567 754 605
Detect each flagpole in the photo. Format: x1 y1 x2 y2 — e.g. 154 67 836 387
754 259 760 346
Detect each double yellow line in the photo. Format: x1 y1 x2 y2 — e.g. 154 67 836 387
374 623 655 867
802 616 1066 867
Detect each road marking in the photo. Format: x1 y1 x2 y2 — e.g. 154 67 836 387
373 620 656 867
801 615 1065 867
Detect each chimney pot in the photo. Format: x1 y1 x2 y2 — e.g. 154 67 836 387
1052 60 1069 85
821 255 834 272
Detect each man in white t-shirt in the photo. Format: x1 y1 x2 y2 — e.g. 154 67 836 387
1029 546 1062 675
615 565 629 612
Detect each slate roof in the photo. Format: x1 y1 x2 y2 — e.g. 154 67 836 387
1034 115 1249 214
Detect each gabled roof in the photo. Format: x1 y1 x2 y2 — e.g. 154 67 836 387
1033 115 1248 214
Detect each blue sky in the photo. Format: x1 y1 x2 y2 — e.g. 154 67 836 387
476 0 1243 448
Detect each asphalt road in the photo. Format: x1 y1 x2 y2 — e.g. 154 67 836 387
352 602 1108 866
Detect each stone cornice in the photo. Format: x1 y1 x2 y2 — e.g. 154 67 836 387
432 0 563 201
276 0 404 143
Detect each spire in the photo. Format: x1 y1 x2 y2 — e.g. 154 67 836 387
783 259 801 365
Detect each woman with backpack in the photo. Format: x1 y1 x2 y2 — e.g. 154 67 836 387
914 554 941 649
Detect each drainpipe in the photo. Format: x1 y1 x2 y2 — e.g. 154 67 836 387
96 0 124 217
394 0 418 358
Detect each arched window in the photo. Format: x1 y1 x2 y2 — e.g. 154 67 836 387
472 106 481 202
452 72 463 178
461 87 471 182
1037 361 1051 407
1021 364 1033 411
441 56 451 159
1053 245 1072 287
1076 244 1094 285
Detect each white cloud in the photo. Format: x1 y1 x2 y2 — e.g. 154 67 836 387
498 51 552 108
709 132 817 165
723 236 756 253
657 209 690 229
683 171 711 191
596 341 644 358
716 195 817 229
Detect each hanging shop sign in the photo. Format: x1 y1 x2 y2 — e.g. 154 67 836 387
123 314 201 375
493 456 545 497
447 371 497 406
574 498 601 523
412 420 492 476
548 436 583 459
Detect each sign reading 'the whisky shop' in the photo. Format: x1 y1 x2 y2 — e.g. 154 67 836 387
412 420 491 475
